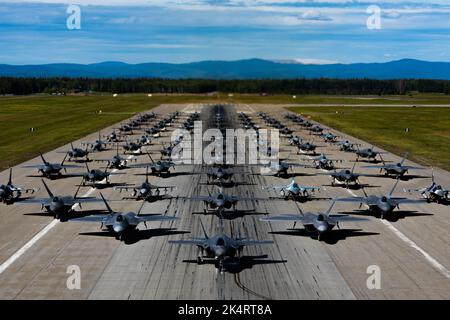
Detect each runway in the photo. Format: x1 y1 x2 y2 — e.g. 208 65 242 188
0 103 449 300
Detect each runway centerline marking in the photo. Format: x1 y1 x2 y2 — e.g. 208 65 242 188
0 155 134 275
344 188 450 280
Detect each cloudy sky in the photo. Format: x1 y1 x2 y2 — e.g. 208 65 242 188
0 0 449 64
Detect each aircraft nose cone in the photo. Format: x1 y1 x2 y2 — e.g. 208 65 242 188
435 190 444 197
113 223 126 234
215 247 227 259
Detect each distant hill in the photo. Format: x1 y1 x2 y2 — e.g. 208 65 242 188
1 58 449 80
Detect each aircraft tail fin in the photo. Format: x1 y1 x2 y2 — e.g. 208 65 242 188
41 179 54 198
431 167 435 184
400 152 409 165
73 178 83 199
145 166 149 183
8 168 12 185
325 198 337 216
40 152 48 165
100 193 114 214
351 162 356 174
388 178 400 198
199 218 209 239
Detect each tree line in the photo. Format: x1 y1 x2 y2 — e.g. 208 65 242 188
1 77 450 95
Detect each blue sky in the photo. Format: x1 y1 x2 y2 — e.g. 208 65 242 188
0 0 449 64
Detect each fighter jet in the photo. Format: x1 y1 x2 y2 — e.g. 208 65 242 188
116 123 133 135
355 146 383 163
0 168 38 204
205 166 238 185
337 179 426 219
309 125 324 135
122 140 145 155
82 132 110 152
296 141 319 155
69 193 177 241
76 163 121 187
324 163 380 189
405 169 449 204
337 140 358 152
17 179 102 220
94 144 136 170
22 153 80 179
262 178 321 202
104 131 120 143
260 160 313 177
362 153 424 178
260 199 367 241
61 143 90 162
322 132 339 143
168 219 273 273
303 154 342 171
190 187 261 217
115 167 176 202
129 154 176 177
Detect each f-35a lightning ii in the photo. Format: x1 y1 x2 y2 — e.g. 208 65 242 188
17 179 102 220
262 178 321 202
405 169 449 204
168 219 273 273
22 153 80 179
129 154 176 177
115 167 176 202
75 163 122 187
260 199 367 241
355 146 384 163
322 163 382 189
0 168 38 204
337 179 426 219
302 154 342 171
69 193 177 241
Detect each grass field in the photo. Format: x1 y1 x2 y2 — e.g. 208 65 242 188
1 93 449 170
288 106 450 170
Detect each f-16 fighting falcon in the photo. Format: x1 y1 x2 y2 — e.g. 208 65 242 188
337 179 426 219
115 167 176 202
261 199 368 241
17 179 102 220
405 169 449 204
69 193 177 241
168 219 273 273
22 153 80 179
262 178 321 202
0 168 38 204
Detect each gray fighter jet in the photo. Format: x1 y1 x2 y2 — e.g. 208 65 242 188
362 153 424 178
61 143 90 162
0 168 38 204
22 153 80 179
95 144 136 170
168 219 273 273
17 179 102 220
405 169 449 204
337 179 426 219
115 167 176 202
76 163 122 187
260 199 367 241
302 154 342 171
82 132 111 152
69 193 177 241
337 140 359 152
355 146 384 162
262 178 321 202
129 154 176 177
322 163 381 189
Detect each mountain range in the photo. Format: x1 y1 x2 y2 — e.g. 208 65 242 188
0 59 449 80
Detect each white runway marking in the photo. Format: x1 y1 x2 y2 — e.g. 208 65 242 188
0 155 133 275
344 188 450 280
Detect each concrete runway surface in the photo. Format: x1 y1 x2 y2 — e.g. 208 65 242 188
0 103 449 300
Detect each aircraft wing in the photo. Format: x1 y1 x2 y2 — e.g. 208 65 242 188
21 165 45 169
328 215 369 222
15 198 50 205
74 197 103 203
395 198 428 204
136 214 178 223
237 239 273 246
336 197 369 204
260 214 304 222
168 239 205 246
69 215 109 223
